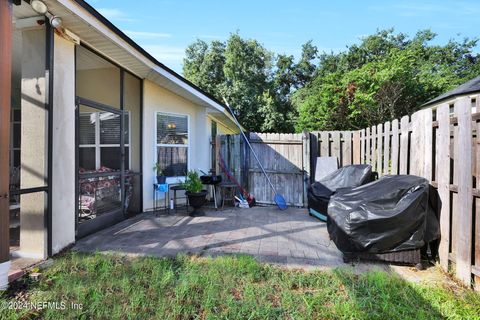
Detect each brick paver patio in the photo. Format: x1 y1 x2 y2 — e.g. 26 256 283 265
74 206 450 283
75 206 350 269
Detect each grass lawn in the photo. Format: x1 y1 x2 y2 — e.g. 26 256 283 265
1 252 479 319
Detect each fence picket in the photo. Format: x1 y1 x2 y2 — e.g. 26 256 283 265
366 127 371 164
410 110 424 176
437 104 451 271
360 129 365 164
371 126 377 172
377 124 383 175
343 131 352 166
353 131 361 164
424 108 433 181
331 131 341 162
383 121 391 175
391 119 399 174
399 116 409 174
320 132 329 157
455 97 473 285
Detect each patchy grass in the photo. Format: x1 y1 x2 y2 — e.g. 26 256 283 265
1 252 479 319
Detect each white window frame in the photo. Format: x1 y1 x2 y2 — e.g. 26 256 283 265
154 111 190 183
79 111 131 170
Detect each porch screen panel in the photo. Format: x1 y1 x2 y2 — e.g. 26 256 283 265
156 113 188 177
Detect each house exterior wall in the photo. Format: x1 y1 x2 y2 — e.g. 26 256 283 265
142 80 210 210
51 34 76 254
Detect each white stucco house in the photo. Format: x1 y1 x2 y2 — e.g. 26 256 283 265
1 0 238 287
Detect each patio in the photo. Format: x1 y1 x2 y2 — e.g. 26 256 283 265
74 206 445 284
75 206 342 267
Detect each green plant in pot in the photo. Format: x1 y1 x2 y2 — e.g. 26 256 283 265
182 170 207 216
153 163 166 184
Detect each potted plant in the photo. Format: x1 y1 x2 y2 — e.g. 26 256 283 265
153 163 166 184
182 170 207 216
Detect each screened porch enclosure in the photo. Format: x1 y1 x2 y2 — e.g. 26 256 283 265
75 45 142 237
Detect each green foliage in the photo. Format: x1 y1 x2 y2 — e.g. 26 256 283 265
183 33 317 132
182 170 203 193
2 252 480 319
184 29 479 132
152 163 163 175
293 29 480 131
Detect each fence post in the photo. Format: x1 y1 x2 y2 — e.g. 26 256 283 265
437 103 451 271
302 131 311 207
455 97 473 286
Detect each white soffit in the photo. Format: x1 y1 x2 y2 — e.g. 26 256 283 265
42 0 224 112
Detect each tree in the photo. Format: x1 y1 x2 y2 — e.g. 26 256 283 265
294 29 480 131
183 33 317 132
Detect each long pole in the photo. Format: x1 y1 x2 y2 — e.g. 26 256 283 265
0 0 13 285
223 99 277 195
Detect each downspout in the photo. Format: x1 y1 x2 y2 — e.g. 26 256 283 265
0 0 13 290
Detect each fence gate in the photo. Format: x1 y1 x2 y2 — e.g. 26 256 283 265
217 132 310 207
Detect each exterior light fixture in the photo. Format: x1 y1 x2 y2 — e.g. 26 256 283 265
30 0 48 15
49 16 63 29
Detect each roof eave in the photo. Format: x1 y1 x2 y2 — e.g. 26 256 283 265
70 0 227 113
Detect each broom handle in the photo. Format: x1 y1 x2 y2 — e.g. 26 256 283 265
223 100 277 194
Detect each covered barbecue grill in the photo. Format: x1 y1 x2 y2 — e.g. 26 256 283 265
327 175 441 265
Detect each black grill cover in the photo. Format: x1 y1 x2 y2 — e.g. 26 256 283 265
327 175 441 254
308 165 373 214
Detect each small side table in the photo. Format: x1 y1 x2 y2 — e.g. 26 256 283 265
220 182 238 209
153 183 168 215
169 184 188 213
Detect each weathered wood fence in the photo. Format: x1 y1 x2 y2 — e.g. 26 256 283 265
218 95 479 289
217 133 309 207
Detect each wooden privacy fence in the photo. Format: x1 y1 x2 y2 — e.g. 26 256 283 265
218 95 479 288
216 133 309 207
309 95 479 289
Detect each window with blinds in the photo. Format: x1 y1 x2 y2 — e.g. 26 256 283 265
156 113 188 177
79 111 130 170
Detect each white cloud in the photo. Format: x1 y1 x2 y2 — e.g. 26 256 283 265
97 8 136 22
125 30 171 39
143 44 185 70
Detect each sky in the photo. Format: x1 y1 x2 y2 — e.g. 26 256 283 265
86 0 480 74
